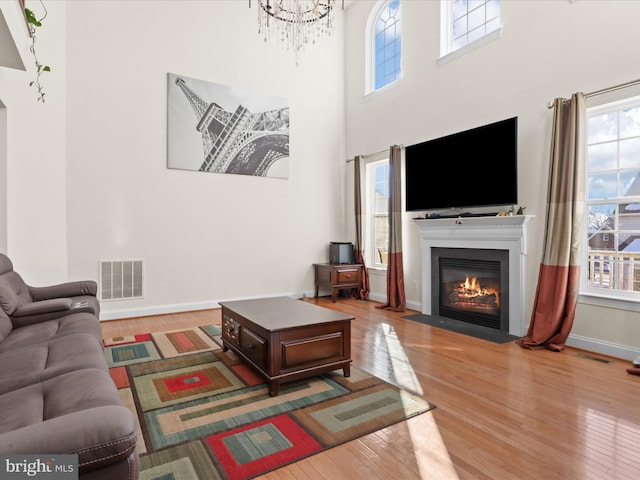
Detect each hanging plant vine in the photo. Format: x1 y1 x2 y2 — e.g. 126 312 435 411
24 1 50 102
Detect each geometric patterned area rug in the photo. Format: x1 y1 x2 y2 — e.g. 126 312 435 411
103 325 435 480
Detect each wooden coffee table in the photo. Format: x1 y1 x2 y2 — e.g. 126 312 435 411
219 297 353 396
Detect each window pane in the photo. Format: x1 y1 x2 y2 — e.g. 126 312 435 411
588 172 617 200
620 203 640 229
388 0 400 16
452 35 468 51
587 142 617 172
452 0 468 21
486 0 500 20
467 25 486 43
375 31 385 51
468 5 485 31
452 16 467 39
588 204 616 231
485 16 500 33
588 112 618 143
619 169 640 197
620 138 640 169
620 106 640 138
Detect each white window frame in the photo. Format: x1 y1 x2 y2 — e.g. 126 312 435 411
438 0 502 67
365 156 390 269
365 0 402 96
580 94 640 312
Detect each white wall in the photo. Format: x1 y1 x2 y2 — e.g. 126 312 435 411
63 1 347 318
344 0 640 359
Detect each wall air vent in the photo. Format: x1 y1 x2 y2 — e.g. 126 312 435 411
100 260 143 301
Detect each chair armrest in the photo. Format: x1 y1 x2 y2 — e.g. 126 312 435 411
13 298 73 317
29 280 98 301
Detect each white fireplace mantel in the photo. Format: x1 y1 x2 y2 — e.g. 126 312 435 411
413 215 535 336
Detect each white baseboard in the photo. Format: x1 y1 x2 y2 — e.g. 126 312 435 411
566 333 639 362
99 292 306 321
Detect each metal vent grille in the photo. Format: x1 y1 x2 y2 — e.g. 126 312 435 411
100 260 143 300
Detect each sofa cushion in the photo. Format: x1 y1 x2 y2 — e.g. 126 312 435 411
0 333 107 395
0 309 11 343
0 312 102 354
0 254 13 275
0 271 33 314
0 369 137 474
0 276 21 314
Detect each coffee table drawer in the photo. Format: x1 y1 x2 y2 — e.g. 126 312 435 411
240 326 266 369
282 331 345 370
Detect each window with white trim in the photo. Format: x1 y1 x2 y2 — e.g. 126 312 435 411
366 0 402 94
441 0 501 57
584 95 640 299
366 159 389 268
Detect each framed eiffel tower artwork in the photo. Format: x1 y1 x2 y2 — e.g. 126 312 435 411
167 73 290 179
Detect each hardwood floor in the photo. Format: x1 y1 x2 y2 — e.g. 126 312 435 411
101 297 640 480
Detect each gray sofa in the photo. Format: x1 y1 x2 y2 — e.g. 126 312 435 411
0 253 139 479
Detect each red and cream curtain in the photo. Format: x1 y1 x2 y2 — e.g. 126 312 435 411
354 155 370 300
517 93 585 351
377 145 406 311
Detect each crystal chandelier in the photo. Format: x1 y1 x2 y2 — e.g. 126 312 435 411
250 1 338 65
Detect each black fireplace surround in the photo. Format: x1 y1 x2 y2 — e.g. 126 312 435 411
431 247 510 331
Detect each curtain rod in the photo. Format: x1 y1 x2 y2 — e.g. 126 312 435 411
346 145 405 163
547 77 640 108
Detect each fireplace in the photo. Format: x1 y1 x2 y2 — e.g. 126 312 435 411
431 248 509 331
413 215 534 337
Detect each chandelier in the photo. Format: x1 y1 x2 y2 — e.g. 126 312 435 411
250 1 339 65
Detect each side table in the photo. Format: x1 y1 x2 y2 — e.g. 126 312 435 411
313 263 363 302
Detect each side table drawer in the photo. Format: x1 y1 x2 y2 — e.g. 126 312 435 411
336 268 361 284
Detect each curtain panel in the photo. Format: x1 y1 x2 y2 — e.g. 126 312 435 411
354 155 370 300
377 145 406 311
517 93 586 351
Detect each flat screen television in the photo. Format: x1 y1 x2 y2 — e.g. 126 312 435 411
405 117 518 212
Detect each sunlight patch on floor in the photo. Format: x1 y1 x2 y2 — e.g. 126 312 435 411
408 412 460 479
373 322 423 395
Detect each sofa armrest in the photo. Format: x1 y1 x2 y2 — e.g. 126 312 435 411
13 298 73 318
29 280 98 301
0 406 137 475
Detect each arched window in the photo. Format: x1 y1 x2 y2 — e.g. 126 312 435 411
366 0 402 94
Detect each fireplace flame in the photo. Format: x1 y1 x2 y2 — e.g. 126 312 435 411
454 276 499 307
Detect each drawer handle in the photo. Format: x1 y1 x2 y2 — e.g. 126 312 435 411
248 344 256 350
345 274 351 278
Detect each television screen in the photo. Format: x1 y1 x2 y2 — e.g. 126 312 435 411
405 117 518 212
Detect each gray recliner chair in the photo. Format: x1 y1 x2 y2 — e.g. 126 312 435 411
0 253 100 326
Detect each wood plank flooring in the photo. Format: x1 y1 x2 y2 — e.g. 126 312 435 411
100 297 640 480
